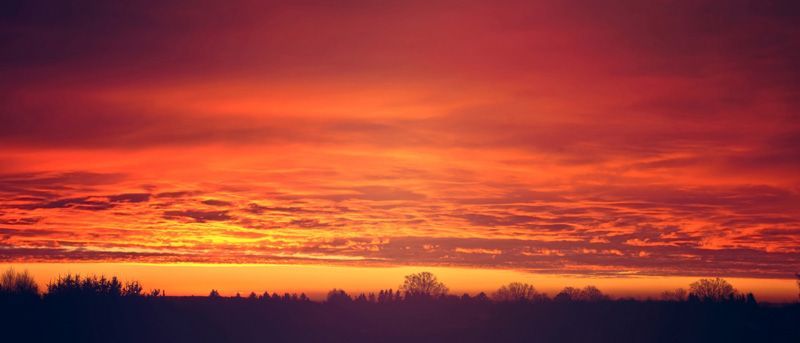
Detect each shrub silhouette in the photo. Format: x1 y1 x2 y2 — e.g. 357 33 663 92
209 289 221 298
399 272 448 299
493 282 547 302
0 267 39 297
689 278 736 302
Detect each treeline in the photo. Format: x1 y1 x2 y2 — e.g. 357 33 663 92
2 269 799 343
0 268 768 305
0 268 164 300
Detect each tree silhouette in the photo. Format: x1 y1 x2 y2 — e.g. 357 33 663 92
399 272 448 299
554 286 608 302
660 288 688 301
326 288 352 305
46 274 125 298
554 287 581 302
355 293 368 303
689 278 736 302
493 282 546 302
581 286 608 301
473 292 490 303
123 281 143 297
745 292 757 305
0 267 39 297
2 264 797 343
377 288 401 303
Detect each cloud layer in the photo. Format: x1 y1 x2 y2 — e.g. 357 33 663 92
1 0 799 279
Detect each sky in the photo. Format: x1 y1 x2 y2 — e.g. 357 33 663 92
1 1 799 300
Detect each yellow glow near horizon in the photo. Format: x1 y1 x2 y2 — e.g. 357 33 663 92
4 263 797 302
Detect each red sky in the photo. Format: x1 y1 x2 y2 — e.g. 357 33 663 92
1 1 799 299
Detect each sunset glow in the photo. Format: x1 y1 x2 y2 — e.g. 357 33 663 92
1 1 799 300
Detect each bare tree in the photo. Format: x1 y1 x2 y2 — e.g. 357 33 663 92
493 282 546 302
400 272 448 299
554 286 581 302
554 286 608 302
661 288 688 302
0 267 39 297
581 286 608 301
689 278 736 302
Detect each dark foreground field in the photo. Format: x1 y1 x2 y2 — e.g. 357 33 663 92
2 296 799 343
